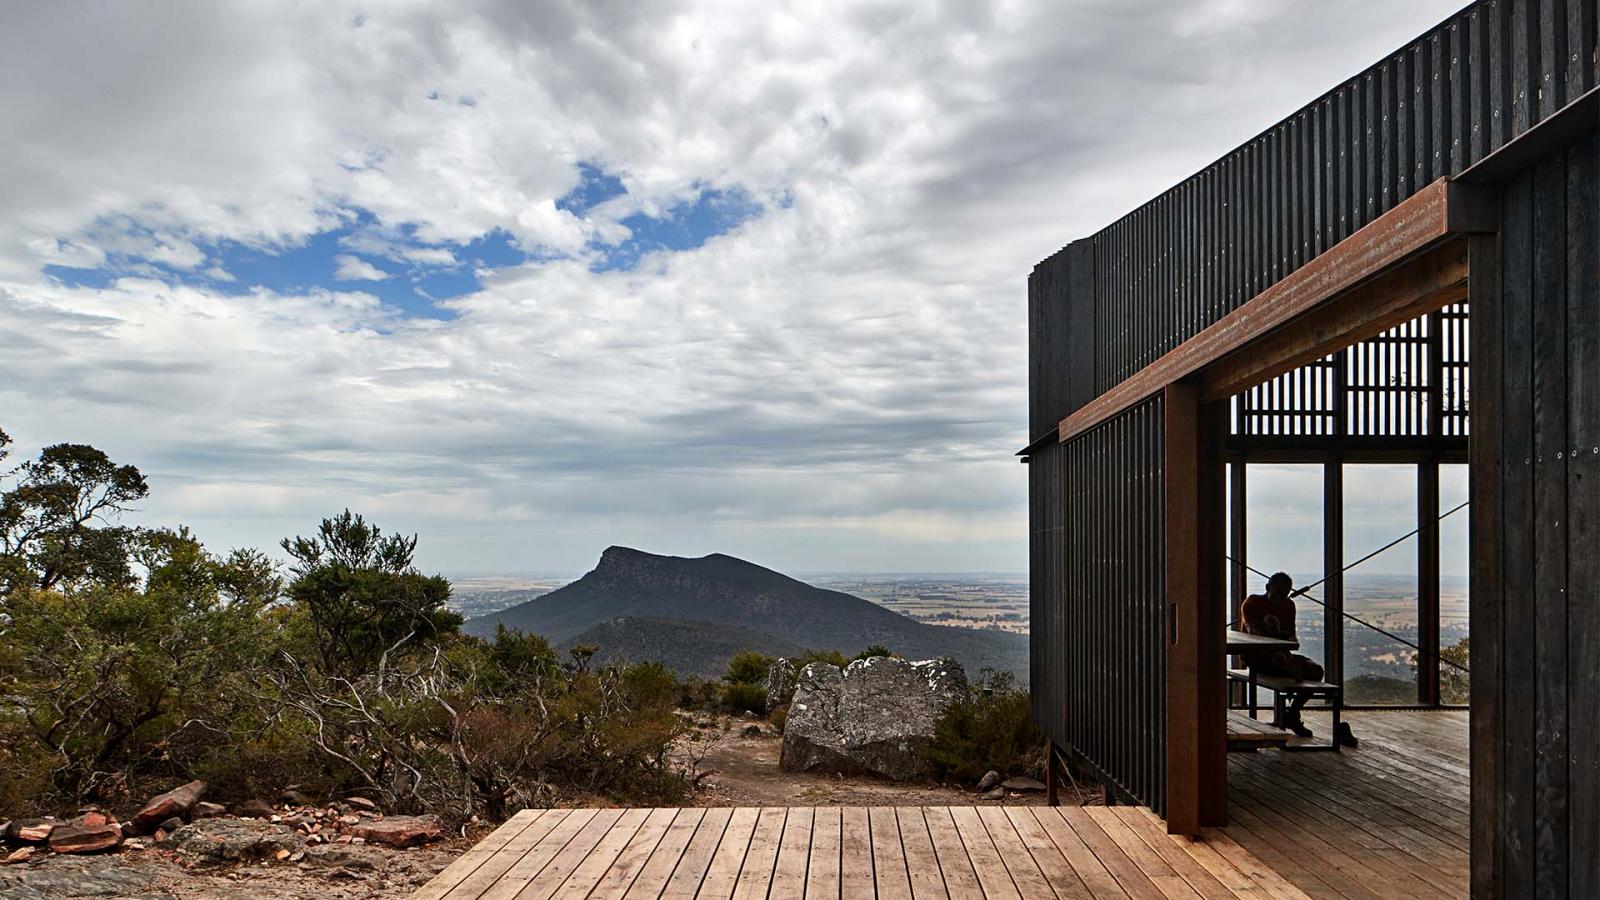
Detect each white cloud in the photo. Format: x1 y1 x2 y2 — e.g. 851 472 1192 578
333 254 390 281
0 0 1466 574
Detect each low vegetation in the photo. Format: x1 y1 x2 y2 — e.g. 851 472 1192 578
926 669 1044 783
0 427 1040 829
0 430 686 827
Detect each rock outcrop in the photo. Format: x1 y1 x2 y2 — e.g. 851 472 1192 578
347 815 443 848
780 655 967 780
47 815 122 855
765 658 798 713
133 779 207 832
3 818 57 845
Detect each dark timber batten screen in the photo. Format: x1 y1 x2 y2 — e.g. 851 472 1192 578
1074 0 1598 401
1062 398 1166 812
1027 0 1598 893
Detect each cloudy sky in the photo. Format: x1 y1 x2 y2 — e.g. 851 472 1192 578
1 0 1467 578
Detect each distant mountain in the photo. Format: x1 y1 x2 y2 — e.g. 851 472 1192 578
562 617 808 679
465 546 1027 677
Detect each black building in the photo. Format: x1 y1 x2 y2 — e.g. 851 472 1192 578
1025 2 1597 895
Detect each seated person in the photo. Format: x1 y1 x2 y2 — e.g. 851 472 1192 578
1241 572 1323 738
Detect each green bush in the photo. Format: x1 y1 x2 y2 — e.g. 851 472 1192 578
793 649 850 669
675 675 724 712
926 670 1043 784
723 650 774 685
721 682 767 716
853 644 895 662
0 532 280 806
0 439 695 825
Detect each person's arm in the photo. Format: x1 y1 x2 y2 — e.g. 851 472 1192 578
1240 594 1261 633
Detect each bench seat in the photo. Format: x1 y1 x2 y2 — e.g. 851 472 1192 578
1229 668 1338 693
1227 667 1345 751
1227 710 1293 751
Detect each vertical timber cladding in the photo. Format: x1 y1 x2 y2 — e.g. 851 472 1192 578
1476 129 1600 899
1027 439 1064 748
1028 239 1094 754
1062 397 1166 814
1090 0 1597 393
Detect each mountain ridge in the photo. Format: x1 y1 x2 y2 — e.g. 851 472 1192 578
560 616 809 679
465 546 1026 676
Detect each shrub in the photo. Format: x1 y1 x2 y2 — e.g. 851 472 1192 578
723 650 773 685
0 533 279 806
675 675 724 712
853 644 895 661
280 511 460 676
926 669 1043 783
721 682 767 716
793 649 850 669
268 638 688 823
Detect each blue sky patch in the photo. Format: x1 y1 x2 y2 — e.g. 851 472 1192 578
598 184 762 272
557 161 627 215
42 165 768 315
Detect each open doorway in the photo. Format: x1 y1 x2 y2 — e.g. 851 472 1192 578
1220 312 1471 897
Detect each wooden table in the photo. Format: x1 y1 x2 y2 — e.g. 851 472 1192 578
1224 629 1343 750
1226 628 1298 653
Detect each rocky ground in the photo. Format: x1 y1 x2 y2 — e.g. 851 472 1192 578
1 791 468 899
677 715 1067 808
2 708 1087 898
0 835 459 899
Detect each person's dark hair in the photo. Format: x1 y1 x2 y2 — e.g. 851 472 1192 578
1267 572 1293 594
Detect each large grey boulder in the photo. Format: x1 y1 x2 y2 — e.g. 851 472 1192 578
765 658 798 713
780 655 967 780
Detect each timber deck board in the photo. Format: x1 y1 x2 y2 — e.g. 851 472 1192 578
417 805 1310 899
1227 709 1469 900
416 710 1465 899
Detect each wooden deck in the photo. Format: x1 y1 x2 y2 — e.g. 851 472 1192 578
416 804 1311 899
1225 710 1292 749
416 709 1466 899
1227 708 1469 899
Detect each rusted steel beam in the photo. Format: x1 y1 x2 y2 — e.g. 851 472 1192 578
1058 178 1494 443
1198 240 1468 402
1163 384 1201 836
1163 385 1229 836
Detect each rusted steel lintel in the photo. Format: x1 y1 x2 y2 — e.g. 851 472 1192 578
1057 178 1495 444
1199 240 1469 402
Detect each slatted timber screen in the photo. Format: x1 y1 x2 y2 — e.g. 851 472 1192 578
1440 301 1471 435
1028 439 1065 750
1062 397 1166 813
1089 0 1597 397
1233 305 1474 439
1235 356 1340 436
1348 318 1433 436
